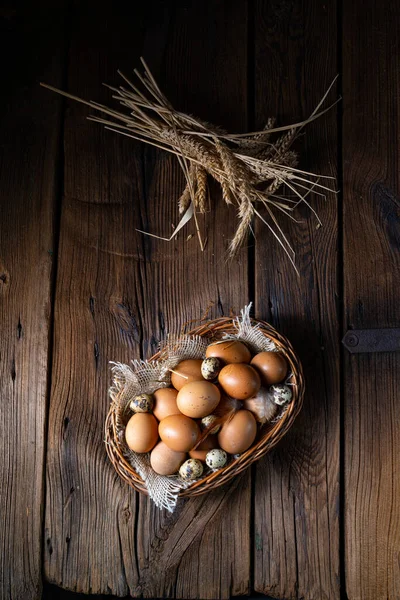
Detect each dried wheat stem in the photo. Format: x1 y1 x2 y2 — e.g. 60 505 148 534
215 139 240 192
221 179 234 206
178 165 196 214
229 192 254 255
195 166 208 213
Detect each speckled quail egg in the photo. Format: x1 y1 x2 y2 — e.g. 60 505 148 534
129 393 154 413
206 449 227 469
201 357 223 381
179 458 204 481
270 384 293 405
201 414 221 434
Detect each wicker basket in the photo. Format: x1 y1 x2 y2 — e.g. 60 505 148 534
105 316 304 498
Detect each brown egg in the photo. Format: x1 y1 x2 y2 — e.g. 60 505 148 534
218 410 257 454
250 351 288 385
206 340 251 364
150 441 187 475
177 380 221 418
153 387 181 421
125 413 159 453
171 359 204 391
218 363 261 400
159 414 200 452
189 435 218 461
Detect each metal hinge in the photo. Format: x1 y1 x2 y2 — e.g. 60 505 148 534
342 328 400 353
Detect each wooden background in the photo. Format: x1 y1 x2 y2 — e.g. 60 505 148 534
0 1 399 599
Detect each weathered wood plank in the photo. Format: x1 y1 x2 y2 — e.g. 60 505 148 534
343 1 400 598
0 3 66 598
44 4 147 595
134 5 250 594
252 2 340 599
44 1 250 596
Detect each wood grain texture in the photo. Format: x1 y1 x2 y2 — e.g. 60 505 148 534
343 1 400 598
0 3 65 599
252 1 340 599
43 585 276 600
44 1 250 596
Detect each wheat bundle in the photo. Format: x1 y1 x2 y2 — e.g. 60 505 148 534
41 59 337 270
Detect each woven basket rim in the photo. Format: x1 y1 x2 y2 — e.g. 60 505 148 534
105 315 305 498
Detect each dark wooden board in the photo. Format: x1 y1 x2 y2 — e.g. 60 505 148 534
44 4 147 595
343 1 400 598
252 2 340 599
44 1 250 597
43 584 277 600
0 2 66 599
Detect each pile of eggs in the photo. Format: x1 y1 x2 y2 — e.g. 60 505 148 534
124 340 292 481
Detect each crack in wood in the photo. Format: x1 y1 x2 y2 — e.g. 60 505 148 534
17 317 23 340
10 356 16 382
89 296 95 317
93 341 100 369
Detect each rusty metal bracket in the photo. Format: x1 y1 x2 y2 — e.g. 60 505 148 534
342 328 400 353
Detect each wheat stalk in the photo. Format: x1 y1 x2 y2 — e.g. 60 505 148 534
41 59 337 269
195 166 208 213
